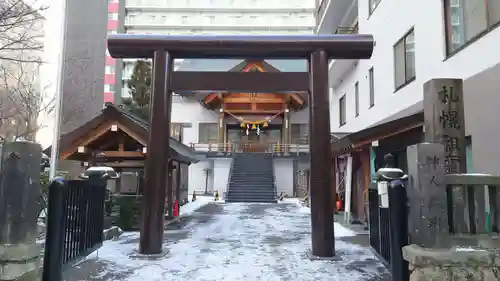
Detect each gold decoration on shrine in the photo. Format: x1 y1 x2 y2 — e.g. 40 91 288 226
225 110 283 128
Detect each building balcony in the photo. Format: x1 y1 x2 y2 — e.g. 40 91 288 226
126 6 315 13
124 22 314 31
125 0 311 10
335 25 358 34
315 0 357 34
126 27 314 35
328 24 359 89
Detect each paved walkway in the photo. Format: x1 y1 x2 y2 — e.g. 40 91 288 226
64 202 389 281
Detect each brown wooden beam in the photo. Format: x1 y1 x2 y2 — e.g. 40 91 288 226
223 109 282 114
166 161 173 220
171 72 309 92
331 123 423 156
107 34 374 59
118 124 147 145
224 96 285 104
175 162 182 214
60 121 114 160
101 151 144 158
290 93 305 105
203 93 219 104
92 161 145 168
118 136 125 151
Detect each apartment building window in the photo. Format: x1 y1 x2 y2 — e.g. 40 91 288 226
105 65 115 74
354 82 359 117
104 84 115 92
444 0 500 54
369 0 382 15
369 67 375 107
198 123 218 143
394 29 415 90
339 95 346 126
291 124 308 144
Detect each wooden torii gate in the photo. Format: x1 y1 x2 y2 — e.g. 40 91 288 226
107 34 374 258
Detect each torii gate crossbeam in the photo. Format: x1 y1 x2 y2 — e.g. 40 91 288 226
107 34 374 258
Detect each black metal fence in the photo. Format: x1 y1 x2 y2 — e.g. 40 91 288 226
368 180 409 281
42 175 107 281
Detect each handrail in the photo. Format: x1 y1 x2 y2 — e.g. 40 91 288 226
190 142 310 154
189 143 234 153
225 154 236 198
317 0 329 19
444 173 500 186
271 144 309 154
335 25 358 35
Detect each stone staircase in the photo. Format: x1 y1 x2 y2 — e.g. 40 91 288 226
226 153 277 203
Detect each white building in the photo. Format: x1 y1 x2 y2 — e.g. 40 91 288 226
106 0 315 101
319 0 500 174
103 0 316 196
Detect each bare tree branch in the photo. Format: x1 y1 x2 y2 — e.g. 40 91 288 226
0 0 46 64
0 60 51 141
0 0 47 140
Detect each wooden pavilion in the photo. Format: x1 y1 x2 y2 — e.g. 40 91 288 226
196 59 307 152
45 103 199 210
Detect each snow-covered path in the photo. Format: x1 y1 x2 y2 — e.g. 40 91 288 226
65 202 388 281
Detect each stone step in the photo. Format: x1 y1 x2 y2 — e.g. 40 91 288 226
226 193 276 199
229 183 273 186
232 167 273 170
227 193 276 198
225 198 277 203
229 187 273 190
230 179 274 182
230 173 274 176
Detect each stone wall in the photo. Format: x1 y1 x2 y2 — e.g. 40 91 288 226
403 244 500 281
0 244 41 281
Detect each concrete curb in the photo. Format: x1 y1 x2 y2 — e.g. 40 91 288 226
164 216 182 227
102 226 123 241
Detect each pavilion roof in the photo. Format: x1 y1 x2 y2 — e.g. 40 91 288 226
44 103 200 164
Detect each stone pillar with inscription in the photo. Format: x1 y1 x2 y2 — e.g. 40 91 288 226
403 144 500 281
406 143 450 248
0 142 43 281
423 78 485 234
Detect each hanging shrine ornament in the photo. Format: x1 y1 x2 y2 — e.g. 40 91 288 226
227 110 282 129
245 124 250 136
256 125 261 136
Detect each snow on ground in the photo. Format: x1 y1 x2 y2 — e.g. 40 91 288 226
79 202 386 281
282 197 357 237
180 195 217 216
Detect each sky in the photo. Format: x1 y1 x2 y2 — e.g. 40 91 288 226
33 0 63 148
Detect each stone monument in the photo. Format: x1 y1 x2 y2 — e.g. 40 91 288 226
0 142 43 281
